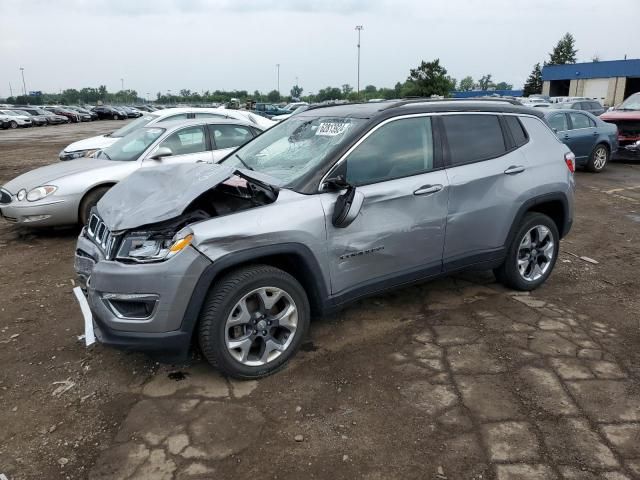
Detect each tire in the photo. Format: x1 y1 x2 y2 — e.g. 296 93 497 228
112 113 119 120
198 264 310 379
78 186 111 225
9 121 18 129
494 212 560 291
586 143 609 173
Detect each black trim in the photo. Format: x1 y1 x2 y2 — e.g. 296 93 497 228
327 261 442 311
443 247 506 272
180 243 329 332
504 192 572 246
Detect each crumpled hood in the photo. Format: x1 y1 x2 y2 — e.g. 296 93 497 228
98 162 283 231
600 110 640 121
96 163 231 231
2 158 118 193
63 134 118 153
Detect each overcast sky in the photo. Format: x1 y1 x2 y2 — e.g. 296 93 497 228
1 0 638 99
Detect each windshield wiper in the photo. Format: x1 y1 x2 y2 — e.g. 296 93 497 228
234 153 254 171
99 151 111 160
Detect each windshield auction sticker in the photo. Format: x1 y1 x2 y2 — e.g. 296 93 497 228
316 122 350 136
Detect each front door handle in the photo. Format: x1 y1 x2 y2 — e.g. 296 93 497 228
504 165 525 175
414 184 443 195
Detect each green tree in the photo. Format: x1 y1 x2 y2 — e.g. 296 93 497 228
494 81 513 90
549 33 578 65
447 77 457 91
523 63 543 96
341 84 353 96
290 85 303 99
315 86 343 102
405 59 454 97
459 76 475 91
267 90 280 102
477 74 494 91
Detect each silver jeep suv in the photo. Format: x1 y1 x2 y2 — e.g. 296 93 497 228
74 99 575 379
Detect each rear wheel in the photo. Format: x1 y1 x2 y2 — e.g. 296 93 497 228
112 113 119 120
586 143 609 172
78 186 111 225
198 265 310 379
494 212 559 291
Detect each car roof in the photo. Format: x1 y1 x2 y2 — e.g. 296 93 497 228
145 117 258 131
297 99 545 120
544 109 597 117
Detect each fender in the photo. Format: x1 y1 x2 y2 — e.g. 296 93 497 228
504 192 571 251
179 243 330 336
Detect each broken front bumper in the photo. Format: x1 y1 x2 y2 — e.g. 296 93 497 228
74 233 211 361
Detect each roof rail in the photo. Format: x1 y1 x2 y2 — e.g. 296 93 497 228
303 101 367 112
381 97 523 110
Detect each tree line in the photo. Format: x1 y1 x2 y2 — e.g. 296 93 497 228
3 33 581 106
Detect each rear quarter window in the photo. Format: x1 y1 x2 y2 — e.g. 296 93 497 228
442 114 506 166
504 115 529 147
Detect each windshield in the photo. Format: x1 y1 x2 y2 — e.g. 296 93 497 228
618 94 640 111
12 110 30 116
221 115 365 185
110 114 158 138
1 110 19 116
97 127 165 161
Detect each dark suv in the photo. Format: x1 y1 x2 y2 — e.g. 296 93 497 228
74 99 576 379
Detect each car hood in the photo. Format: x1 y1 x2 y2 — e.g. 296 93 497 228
97 162 282 231
600 110 640 121
64 134 118 153
2 158 119 193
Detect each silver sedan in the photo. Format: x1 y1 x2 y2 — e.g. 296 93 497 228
0 118 261 227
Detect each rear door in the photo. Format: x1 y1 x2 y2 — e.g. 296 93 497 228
566 112 597 160
147 125 213 164
321 115 449 294
441 113 532 267
207 124 256 162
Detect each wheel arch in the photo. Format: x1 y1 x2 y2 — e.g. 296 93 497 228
180 243 330 338
505 193 571 249
77 182 117 222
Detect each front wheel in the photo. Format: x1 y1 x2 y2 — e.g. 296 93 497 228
494 212 559 291
198 265 310 379
78 186 111 225
587 144 609 173
9 121 18 129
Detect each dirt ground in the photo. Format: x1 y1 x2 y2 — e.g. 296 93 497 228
1 122 639 480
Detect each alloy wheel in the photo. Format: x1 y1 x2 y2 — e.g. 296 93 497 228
224 287 298 366
593 146 608 170
517 225 555 282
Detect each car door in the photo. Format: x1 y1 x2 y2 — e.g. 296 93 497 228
320 115 449 295
441 113 532 267
207 124 256 162
566 112 597 160
146 125 213 165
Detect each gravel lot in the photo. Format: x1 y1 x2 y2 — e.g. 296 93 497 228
1 121 640 480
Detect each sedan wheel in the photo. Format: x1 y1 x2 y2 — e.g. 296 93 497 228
9 121 18 129
587 144 608 172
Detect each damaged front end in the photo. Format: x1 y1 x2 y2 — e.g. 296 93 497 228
84 162 280 266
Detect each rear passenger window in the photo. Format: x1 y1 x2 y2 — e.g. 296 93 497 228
346 117 434 186
443 115 506 165
504 116 528 147
568 112 593 129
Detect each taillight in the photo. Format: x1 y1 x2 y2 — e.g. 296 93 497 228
564 152 575 173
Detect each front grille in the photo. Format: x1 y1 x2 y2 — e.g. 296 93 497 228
86 213 118 259
0 188 11 205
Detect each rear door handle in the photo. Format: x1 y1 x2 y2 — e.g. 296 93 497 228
504 165 525 175
414 184 443 195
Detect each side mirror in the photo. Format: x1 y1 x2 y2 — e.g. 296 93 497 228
332 186 365 228
149 146 173 160
552 127 558 133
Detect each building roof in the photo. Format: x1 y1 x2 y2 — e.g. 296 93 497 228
542 59 640 81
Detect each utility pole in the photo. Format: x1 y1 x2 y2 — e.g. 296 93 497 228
121 78 124 91
9 82 14 98
355 25 363 98
19 67 27 96
276 64 280 96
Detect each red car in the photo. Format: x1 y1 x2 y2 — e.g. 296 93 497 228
600 92 640 160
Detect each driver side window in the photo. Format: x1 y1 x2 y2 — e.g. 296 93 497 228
346 117 434 186
158 126 206 156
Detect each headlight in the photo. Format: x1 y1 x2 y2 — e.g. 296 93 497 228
116 232 193 262
26 185 57 202
17 189 27 201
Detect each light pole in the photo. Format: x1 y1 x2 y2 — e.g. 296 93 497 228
9 82 13 98
276 64 280 96
146 92 150 104
120 78 124 91
19 67 27 96
355 25 363 98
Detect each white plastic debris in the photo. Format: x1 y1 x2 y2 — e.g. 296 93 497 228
579 256 599 264
73 287 95 346
52 379 76 397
